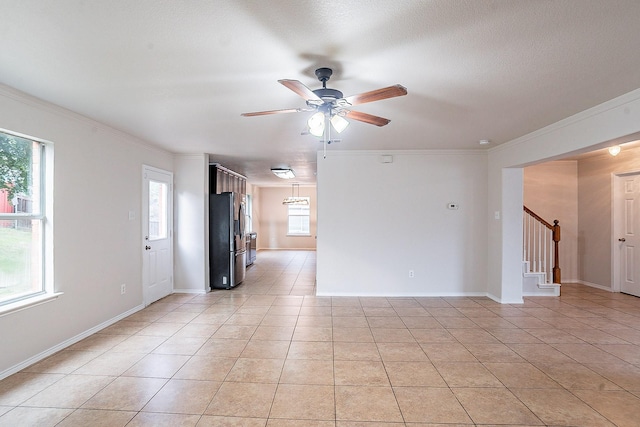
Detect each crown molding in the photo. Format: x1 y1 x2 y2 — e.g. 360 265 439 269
489 88 640 154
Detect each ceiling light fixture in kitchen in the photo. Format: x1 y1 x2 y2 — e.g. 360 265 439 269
271 168 295 179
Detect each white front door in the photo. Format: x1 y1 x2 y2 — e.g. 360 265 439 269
142 166 173 305
617 172 640 297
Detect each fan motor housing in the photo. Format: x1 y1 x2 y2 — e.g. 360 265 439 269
313 87 344 100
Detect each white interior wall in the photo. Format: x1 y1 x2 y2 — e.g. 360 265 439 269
500 167 525 303
317 151 488 296
0 85 174 377
173 154 208 293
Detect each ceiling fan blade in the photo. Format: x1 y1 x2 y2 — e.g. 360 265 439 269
346 110 391 127
278 79 322 101
241 108 309 117
343 84 407 106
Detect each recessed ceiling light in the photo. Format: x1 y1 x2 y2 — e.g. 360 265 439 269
479 139 490 145
608 146 621 156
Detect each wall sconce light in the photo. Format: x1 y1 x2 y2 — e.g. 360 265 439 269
608 146 621 156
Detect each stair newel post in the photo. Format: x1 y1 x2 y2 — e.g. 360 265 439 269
552 219 561 286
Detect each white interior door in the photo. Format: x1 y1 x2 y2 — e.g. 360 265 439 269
142 166 173 305
617 172 640 297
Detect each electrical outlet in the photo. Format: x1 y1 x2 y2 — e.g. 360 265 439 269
121 284 126 295
409 270 415 278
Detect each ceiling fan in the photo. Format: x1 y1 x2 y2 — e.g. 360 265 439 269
241 68 407 138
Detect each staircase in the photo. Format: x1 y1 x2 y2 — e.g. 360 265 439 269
523 205 561 296
522 261 560 296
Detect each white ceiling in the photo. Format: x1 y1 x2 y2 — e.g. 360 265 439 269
2 0 640 185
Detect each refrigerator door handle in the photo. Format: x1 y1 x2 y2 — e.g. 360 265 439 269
238 204 245 239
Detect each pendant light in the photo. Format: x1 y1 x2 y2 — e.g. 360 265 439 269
282 183 309 205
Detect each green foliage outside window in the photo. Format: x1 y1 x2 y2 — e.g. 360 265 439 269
0 133 32 202
0 132 41 303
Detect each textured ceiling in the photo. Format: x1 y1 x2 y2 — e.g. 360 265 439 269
2 0 640 185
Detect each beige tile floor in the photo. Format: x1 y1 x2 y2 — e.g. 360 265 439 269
2 250 640 426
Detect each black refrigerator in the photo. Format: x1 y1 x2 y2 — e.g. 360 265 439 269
209 192 246 289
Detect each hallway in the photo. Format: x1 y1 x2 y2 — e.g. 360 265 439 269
239 250 317 296
1 250 640 425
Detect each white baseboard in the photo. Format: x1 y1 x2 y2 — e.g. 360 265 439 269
318 291 524 304
576 280 614 292
315 290 524 304
258 248 317 251
486 292 524 304
317 291 493 298
0 304 144 381
172 288 207 294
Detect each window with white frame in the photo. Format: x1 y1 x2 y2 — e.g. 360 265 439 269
0 130 47 307
287 199 310 235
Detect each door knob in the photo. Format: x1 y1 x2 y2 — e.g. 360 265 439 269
619 238 626 242
145 245 151 250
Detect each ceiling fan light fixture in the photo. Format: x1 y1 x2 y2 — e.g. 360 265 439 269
271 168 295 179
309 125 324 137
331 114 349 133
242 68 407 145
308 111 325 130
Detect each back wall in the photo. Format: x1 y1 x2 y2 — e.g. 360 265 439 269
317 150 487 296
257 186 317 250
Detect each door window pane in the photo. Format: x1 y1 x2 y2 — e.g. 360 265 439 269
148 180 168 241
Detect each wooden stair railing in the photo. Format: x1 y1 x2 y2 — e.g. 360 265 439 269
523 205 561 284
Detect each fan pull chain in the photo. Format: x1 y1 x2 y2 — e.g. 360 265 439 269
323 113 330 159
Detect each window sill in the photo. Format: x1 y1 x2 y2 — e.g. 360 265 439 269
287 234 312 237
0 292 63 318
